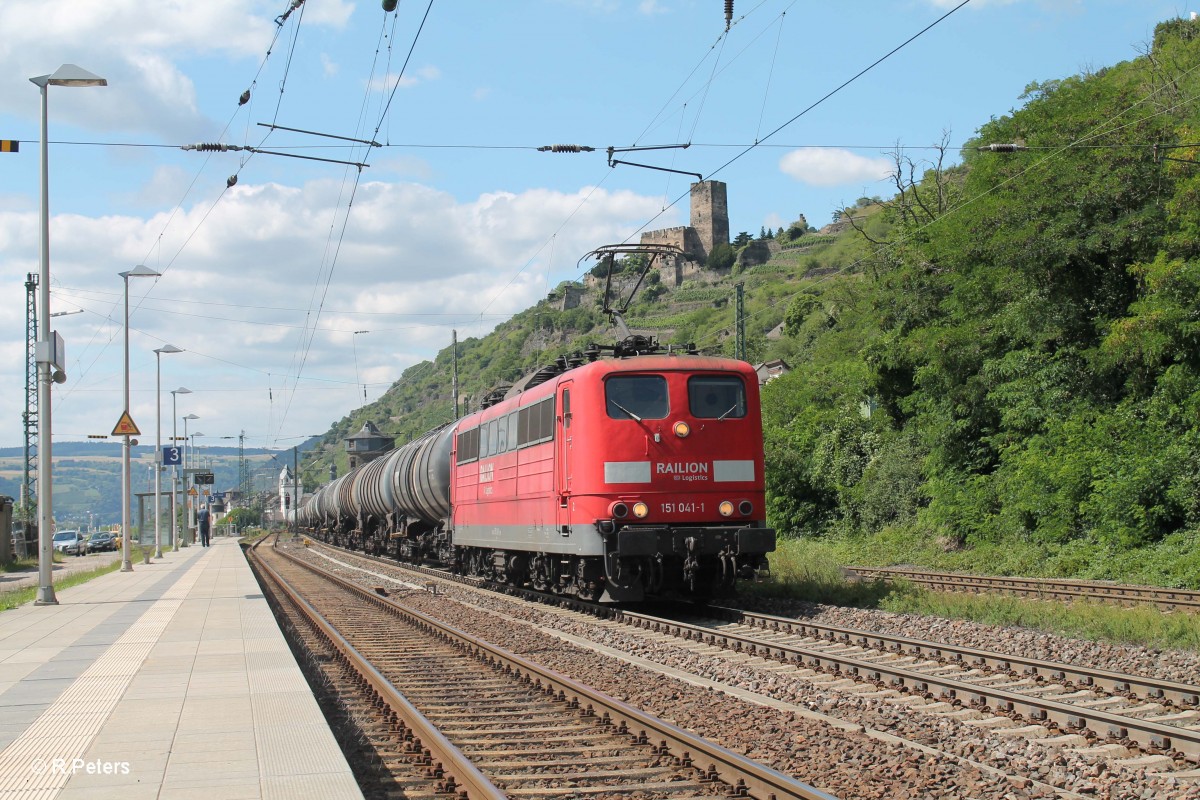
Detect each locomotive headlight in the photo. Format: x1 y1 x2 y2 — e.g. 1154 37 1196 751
673 421 690 438
632 501 649 519
719 500 735 517
610 501 629 519
739 500 753 516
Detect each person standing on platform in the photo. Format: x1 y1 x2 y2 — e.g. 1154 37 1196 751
198 507 211 547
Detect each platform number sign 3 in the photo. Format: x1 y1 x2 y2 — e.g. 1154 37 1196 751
162 446 182 466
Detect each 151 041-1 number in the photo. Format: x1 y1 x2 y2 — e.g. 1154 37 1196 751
661 502 703 514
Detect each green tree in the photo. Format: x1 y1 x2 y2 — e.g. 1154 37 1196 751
705 242 735 271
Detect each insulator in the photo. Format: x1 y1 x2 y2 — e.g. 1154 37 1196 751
226 175 238 188
725 0 733 29
183 142 242 152
239 89 250 106
382 0 397 10
979 143 1026 153
537 144 595 153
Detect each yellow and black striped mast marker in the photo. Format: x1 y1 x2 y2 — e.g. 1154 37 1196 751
0 140 18 152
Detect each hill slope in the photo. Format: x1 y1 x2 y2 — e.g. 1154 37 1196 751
300 19 1200 588
297 217 873 484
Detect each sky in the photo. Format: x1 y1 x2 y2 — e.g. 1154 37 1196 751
0 0 1187 456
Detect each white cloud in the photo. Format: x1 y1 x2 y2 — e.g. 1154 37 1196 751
0 178 668 446
0 0 353 140
0 0 352 138
778 148 892 188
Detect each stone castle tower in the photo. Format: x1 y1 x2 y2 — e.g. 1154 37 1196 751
635 180 730 286
637 179 730 266
689 180 729 257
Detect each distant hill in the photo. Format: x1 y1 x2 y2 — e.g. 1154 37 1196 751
0 442 287 527
295 211 863 487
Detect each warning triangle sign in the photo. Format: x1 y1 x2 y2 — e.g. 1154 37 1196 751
111 411 141 437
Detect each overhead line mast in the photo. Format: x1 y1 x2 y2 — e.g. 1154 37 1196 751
239 431 249 506
21 273 38 557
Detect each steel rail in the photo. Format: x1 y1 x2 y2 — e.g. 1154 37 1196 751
616 610 1200 763
247 539 507 800
848 566 1200 612
312 542 1199 705
297 539 1200 725
269 541 836 800
702 605 1200 707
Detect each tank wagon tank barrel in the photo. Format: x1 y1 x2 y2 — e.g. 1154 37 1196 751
300 424 455 532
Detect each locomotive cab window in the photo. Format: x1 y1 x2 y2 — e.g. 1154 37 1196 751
689 375 746 419
606 375 668 420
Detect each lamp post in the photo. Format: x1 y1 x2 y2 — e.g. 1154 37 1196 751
170 389 191 551
191 431 205 539
153 346 182 558
182 414 199 546
30 64 107 605
118 265 160 572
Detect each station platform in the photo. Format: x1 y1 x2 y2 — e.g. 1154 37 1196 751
0 536 363 800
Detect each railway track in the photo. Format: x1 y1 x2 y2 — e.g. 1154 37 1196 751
620 605 1200 767
294 536 1200 784
846 566 1200 613
247 536 834 800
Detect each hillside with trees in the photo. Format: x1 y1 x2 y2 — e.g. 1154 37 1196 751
762 19 1200 587
302 18 1200 589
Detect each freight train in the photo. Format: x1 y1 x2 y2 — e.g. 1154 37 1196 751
296 337 775 602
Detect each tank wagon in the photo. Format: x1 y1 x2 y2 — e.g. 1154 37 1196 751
298 342 774 602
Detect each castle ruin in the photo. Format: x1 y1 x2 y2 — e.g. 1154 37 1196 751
638 180 729 287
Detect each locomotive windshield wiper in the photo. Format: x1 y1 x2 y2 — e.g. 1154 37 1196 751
717 403 740 421
610 401 643 422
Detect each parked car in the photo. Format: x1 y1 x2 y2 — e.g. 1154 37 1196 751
52 530 88 556
87 531 117 552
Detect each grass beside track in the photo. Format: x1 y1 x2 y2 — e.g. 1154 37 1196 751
237 528 272 547
750 536 1200 652
0 550 142 612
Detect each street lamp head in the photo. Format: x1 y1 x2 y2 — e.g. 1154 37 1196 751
155 344 183 355
184 413 199 421
30 64 108 89
119 264 160 280
172 386 191 396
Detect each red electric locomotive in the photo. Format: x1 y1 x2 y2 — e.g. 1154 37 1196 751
298 244 775 602
450 348 774 602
